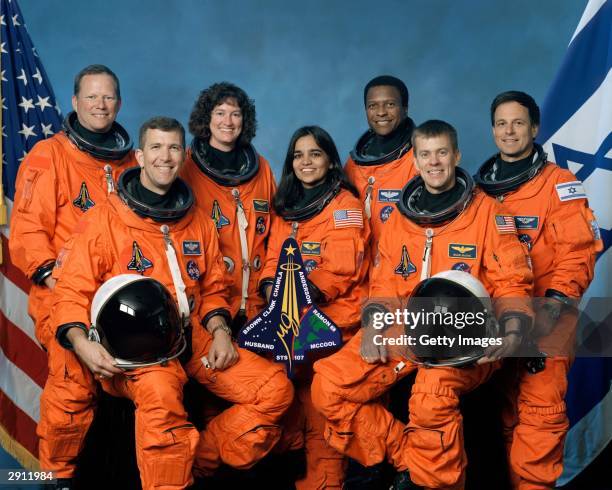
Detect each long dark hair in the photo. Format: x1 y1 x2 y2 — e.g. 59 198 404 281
273 126 358 213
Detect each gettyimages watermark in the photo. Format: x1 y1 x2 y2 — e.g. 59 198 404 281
361 297 612 361
370 308 502 353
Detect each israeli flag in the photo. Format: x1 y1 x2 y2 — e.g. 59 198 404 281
537 0 612 485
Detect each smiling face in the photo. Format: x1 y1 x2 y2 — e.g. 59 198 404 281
413 133 460 194
493 101 538 162
208 98 243 151
136 129 185 195
365 85 406 136
72 74 121 133
292 134 331 189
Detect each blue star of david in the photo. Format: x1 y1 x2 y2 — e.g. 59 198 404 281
551 132 612 256
552 132 612 182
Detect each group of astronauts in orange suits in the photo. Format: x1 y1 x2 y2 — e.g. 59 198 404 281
9 64 602 490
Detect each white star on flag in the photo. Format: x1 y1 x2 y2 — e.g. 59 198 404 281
18 123 37 139
41 123 54 137
35 95 52 111
32 67 43 84
1 96 6 110
12 13 20 26
16 68 27 85
0 42 6 54
18 151 28 163
55 101 62 115
1 70 6 82
18 96 35 113
0 14 5 25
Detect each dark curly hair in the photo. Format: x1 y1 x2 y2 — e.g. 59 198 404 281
188 82 257 147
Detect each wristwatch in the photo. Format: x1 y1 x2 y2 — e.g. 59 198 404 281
209 322 233 338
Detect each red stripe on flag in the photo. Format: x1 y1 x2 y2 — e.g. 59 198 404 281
1 234 32 294
0 313 48 388
0 390 39 459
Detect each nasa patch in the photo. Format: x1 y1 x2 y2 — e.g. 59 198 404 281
186 260 200 280
182 240 202 255
304 259 318 275
514 216 539 230
378 189 401 203
380 205 394 223
448 243 477 259
452 262 472 273
256 216 266 235
301 242 321 256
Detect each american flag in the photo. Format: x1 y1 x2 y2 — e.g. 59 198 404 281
333 208 363 229
494 214 516 234
1 0 62 470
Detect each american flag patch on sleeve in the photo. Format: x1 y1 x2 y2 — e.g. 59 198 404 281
334 209 364 228
495 215 517 234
